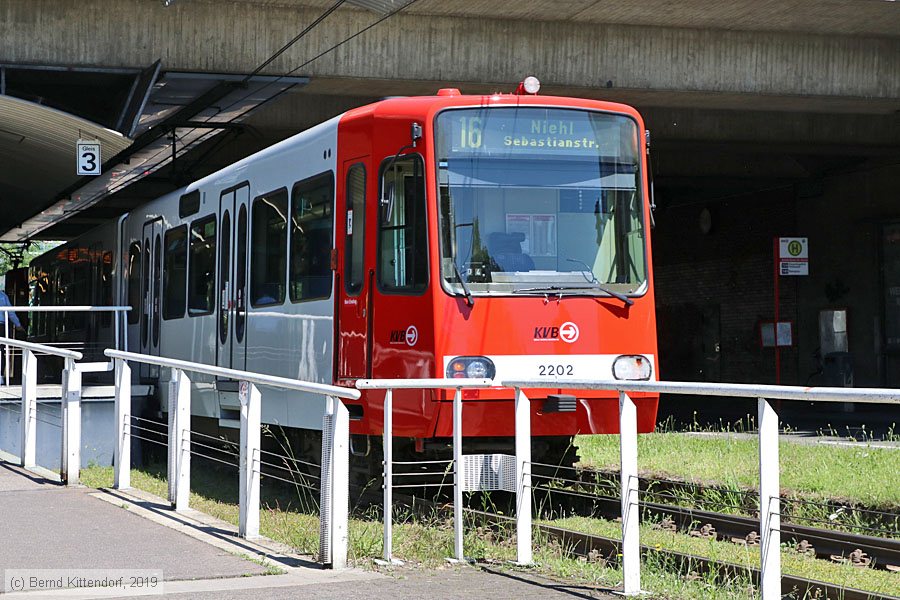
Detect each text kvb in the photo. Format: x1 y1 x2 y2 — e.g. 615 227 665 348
534 326 561 340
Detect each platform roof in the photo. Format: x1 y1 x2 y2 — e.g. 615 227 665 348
0 67 307 242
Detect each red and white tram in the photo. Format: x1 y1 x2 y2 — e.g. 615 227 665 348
29 80 659 462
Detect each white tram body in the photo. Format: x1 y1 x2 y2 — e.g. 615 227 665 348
32 116 341 430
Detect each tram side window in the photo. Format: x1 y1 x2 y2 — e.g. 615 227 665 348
250 189 288 307
345 164 366 295
163 225 187 320
54 264 71 334
188 216 217 316
378 155 427 293
127 242 141 325
290 172 334 302
29 267 49 337
101 251 113 327
71 249 89 331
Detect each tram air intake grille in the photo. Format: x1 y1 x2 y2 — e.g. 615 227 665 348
461 454 516 492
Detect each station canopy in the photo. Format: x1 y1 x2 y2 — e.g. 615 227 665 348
0 62 307 242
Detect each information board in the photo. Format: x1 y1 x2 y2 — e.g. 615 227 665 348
778 237 808 276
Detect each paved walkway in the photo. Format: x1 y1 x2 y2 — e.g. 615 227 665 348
0 461 616 600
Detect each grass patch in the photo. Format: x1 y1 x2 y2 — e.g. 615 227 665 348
548 515 900 596
576 432 900 510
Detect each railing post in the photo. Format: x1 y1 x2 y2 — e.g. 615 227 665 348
61 358 83 485
114 358 131 489
3 316 9 387
19 348 37 468
320 395 349 568
167 368 191 511
239 381 261 539
514 387 533 565
381 388 402 564
758 397 781 600
114 309 121 351
452 386 464 562
619 391 641 595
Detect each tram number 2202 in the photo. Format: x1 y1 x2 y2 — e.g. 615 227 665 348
458 117 483 149
538 364 574 377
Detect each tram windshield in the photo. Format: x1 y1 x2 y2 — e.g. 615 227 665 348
436 107 646 298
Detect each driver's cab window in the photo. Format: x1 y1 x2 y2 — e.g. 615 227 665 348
378 155 427 293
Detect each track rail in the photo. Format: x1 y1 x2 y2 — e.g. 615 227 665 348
529 468 900 571
531 520 900 600
448 505 898 600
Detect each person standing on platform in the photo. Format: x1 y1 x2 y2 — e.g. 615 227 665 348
0 274 24 385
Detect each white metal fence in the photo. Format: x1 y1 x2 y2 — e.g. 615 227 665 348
355 378 493 564
359 376 900 598
1 306 131 385
103 349 360 568
0 336 114 483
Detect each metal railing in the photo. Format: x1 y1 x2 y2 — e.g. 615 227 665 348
104 349 361 569
1 305 131 385
355 378 493 564
358 376 900 598
504 378 900 598
0 336 114 484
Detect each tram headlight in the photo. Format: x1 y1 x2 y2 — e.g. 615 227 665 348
446 356 496 380
466 359 489 378
612 355 652 381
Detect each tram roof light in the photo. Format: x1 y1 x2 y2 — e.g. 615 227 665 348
517 76 541 95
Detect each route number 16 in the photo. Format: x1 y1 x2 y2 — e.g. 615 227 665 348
77 140 101 176
459 117 483 149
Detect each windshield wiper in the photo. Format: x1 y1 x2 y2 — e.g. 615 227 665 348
512 284 634 306
451 262 475 307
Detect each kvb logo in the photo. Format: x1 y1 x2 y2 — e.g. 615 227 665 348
389 325 419 346
533 321 579 343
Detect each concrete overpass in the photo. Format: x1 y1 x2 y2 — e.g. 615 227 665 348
1 0 897 237
1 0 899 387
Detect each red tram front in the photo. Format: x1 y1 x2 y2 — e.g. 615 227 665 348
332 85 658 455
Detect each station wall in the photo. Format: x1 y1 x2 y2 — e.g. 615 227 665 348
797 162 900 388
653 188 799 385
654 161 899 388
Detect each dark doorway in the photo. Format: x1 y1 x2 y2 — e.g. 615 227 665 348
657 303 721 382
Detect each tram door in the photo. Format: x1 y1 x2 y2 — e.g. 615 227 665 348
217 184 251 373
337 160 371 381
140 219 163 379
88 242 102 352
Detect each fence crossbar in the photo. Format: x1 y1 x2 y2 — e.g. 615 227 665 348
2 306 130 385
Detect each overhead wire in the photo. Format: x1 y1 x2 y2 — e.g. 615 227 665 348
167 0 419 175
214 0 423 123
284 0 422 76
245 0 348 82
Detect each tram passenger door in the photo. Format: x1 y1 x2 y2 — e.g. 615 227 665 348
337 159 371 382
140 219 163 379
217 184 250 374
